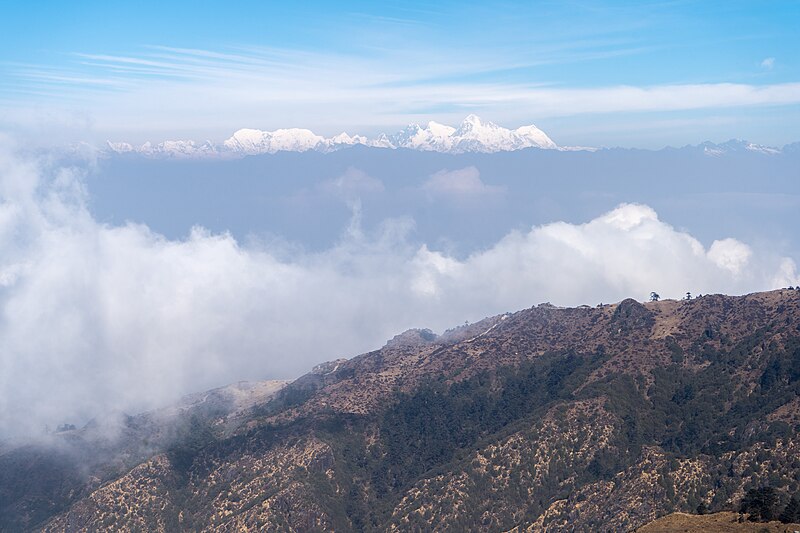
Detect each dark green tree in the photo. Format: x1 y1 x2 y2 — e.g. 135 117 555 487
780 495 800 524
740 487 780 522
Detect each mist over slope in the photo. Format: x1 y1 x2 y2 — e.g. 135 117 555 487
0 141 798 438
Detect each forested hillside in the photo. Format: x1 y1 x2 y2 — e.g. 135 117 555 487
3 289 799 531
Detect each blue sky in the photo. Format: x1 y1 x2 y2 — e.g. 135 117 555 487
1 0 799 147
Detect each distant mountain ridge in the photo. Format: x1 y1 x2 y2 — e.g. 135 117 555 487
103 116 797 158
106 115 562 157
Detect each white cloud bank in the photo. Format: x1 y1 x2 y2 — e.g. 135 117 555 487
0 144 797 436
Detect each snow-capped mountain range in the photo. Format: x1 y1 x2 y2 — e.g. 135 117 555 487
106 115 564 158
103 115 796 159
696 140 782 156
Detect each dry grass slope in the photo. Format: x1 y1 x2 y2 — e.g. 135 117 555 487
636 511 800 532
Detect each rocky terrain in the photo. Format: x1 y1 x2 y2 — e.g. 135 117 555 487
2 289 800 531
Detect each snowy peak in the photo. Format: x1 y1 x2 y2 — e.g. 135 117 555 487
456 113 485 132
104 116 562 158
388 121 456 151
330 132 369 146
426 121 456 138
447 115 557 152
388 115 557 153
108 139 216 158
453 115 498 139
513 125 559 150
106 141 134 153
697 139 782 157
223 128 325 155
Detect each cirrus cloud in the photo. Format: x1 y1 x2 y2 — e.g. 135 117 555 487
3 44 800 146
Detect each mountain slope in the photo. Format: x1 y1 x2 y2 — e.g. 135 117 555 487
10 289 800 531
0 380 287 532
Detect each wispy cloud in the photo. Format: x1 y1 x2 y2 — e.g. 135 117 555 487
422 167 505 200
1 41 799 144
761 57 775 70
320 167 385 200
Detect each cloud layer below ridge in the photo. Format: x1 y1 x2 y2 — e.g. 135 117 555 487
0 144 797 436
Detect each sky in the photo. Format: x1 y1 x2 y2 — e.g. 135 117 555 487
1 1 799 147
1 2 799 436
